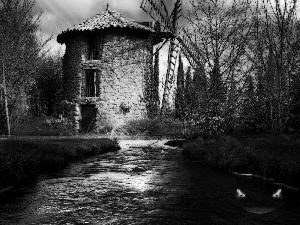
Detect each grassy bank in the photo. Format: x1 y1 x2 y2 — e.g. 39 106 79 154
12 116 75 136
0 138 120 190
182 134 300 187
116 118 183 136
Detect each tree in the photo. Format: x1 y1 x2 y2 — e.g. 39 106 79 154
0 20 10 135
240 75 256 132
290 70 300 131
253 68 271 132
192 64 208 116
185 0 253 121
184 66 193 119
152 50 160 117
0 0 43 134
209 57 226 117
175 54 185 119
288 21 300 131
33 54 63 116
247 0 299 133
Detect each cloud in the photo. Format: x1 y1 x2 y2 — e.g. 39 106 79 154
36 0 150 52
37 0 99 34
36 0 183 37
34 0 192 107
36 0 191 73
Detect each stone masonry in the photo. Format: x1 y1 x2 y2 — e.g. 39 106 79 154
59 28 155 132
56 9 169 132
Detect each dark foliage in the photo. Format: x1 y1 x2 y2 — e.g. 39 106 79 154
0 138 120 189
175 54 185 119
30 55 64 116
0 0 42 134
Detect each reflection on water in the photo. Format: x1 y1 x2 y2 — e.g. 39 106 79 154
89 171 156 192
0 140 299 224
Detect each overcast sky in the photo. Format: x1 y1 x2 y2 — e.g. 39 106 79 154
36 0 178 54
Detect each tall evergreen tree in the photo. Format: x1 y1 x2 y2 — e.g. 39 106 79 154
254 68 270 132
241 76 256 132
209 57 226 117
192 64 207 115
288 21 300 131
184 66 193 119
175 54 185 119
152 50 160 116
264 45 282 132
290 71 300 131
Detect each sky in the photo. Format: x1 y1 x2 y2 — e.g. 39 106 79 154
35 0 300 52
35 0 180 58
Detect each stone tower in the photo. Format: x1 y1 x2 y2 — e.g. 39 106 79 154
57 9 160 132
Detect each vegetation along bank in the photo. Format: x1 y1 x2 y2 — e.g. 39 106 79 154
0 138 120 194
182 134 300 189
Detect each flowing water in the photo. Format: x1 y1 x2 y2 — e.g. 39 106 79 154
0 140 299 225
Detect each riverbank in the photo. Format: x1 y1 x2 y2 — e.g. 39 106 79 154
182 134 300 188
0 137 120 192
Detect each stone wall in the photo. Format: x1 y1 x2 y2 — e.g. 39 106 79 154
62 29 155 132
62 35 86 130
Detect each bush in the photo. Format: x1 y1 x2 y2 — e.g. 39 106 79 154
94 120 114 134
0 138 120 189
182 134 300 186
12 115 75 136
118 117 183 136
0 141 40 188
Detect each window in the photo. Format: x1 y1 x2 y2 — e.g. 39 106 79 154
88 34 104 60
85 70 99 97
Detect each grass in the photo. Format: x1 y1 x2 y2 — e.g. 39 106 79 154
12 115 75 136
12 116 186 137
182 134 300 187
116 117 184 136
0 138 120 190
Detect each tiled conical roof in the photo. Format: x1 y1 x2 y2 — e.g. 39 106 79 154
57 9 154 43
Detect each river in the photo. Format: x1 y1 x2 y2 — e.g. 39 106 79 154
0 140 299 224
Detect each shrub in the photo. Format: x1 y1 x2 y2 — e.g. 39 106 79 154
94 120 114 134
118 118 159 135
183 115 225 139
182 134 300 186
118 117 183 136
0 140 40 188
12 115 75 136
0 138 120 189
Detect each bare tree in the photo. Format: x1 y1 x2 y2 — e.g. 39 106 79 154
0 20 10 135
0 0 46 134
247 0 299 133
183 0 254 126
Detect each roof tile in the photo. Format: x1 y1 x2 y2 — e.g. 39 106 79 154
57 9 154 43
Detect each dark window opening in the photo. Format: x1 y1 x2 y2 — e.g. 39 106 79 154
85 70 99 97
88 34 104 60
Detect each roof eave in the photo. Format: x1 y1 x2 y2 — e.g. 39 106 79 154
57 27 155 44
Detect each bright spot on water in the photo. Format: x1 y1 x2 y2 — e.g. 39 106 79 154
89 171 155 192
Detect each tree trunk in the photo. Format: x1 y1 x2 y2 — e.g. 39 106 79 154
2 59 10 135
1 23 11 135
